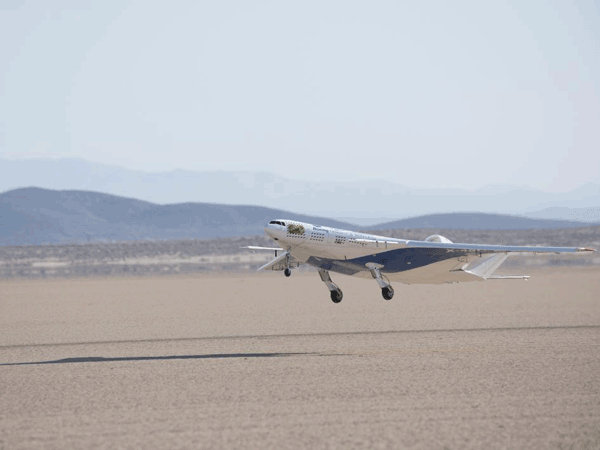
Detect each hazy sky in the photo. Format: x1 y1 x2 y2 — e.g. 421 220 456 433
1 0 599 191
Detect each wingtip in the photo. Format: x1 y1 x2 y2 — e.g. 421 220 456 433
576 247 596 252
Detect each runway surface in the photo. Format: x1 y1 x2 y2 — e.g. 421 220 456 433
1 268 599 449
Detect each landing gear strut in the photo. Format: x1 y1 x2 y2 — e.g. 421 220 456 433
366 263 394 301
318 269 343 304
283 252 292 277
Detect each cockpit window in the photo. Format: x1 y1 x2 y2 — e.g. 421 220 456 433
269 221 286 226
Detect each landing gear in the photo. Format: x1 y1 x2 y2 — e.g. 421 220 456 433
283 251 292 277
381 286 394 301
366 263 394 301
330 289 343 303
318 269 343 304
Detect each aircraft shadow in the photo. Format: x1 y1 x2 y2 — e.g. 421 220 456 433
1 352 308 366
2 324 598 352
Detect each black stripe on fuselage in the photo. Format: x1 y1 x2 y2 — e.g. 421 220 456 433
306 248 491 276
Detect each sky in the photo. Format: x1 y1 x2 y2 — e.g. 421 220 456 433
1 0 599 192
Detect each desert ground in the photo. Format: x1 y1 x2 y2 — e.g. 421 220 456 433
1 267 599 449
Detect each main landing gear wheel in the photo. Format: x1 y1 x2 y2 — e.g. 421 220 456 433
284 268 292 277
366 263 395 302
330 289 343 304
318 269 343 304
381 286 394 301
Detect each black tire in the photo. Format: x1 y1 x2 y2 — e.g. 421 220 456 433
330 290 343 303
382 286 394 301
284 268 292 277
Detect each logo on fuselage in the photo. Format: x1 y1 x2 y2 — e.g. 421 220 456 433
287 224 305 235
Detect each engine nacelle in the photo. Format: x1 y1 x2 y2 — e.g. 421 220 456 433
425 234 453 244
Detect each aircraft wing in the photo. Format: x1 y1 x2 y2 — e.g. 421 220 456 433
241 246 284 252
405 241 595 254
241 246 302 271
256 251 303 272
395 241 595 283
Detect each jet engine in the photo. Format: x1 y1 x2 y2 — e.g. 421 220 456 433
424 234 453 243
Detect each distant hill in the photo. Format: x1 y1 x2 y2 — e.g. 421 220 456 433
1 188 597 246
370 213 594 230
524 206 600 223
0 188 357 245
1 158 599 222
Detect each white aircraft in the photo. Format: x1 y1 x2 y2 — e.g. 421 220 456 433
244 219 595 303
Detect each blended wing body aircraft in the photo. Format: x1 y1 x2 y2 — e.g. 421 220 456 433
244 219 595 303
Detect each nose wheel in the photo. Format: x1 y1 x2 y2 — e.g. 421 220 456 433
283 252 293 277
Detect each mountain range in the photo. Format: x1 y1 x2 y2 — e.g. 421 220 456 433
1 158 599 224
1 187 597 246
